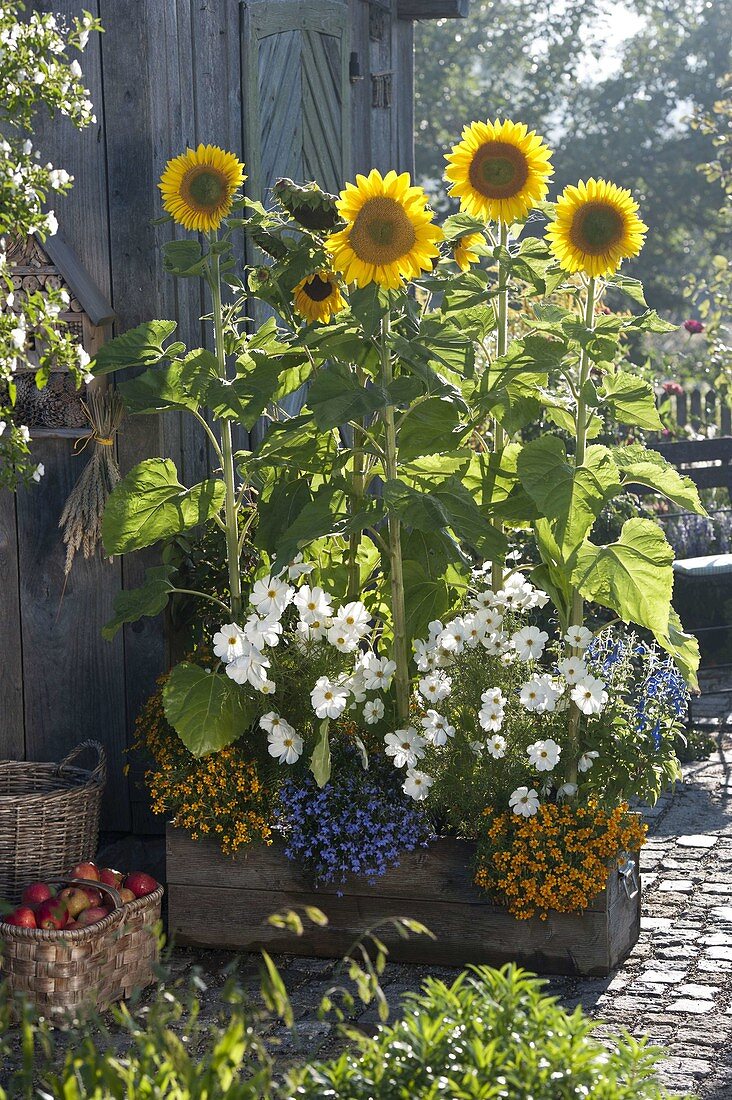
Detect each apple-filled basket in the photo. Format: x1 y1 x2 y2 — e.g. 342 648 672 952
0 875 164 1019
0 740 105 903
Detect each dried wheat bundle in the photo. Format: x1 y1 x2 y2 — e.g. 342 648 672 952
59 388 124 576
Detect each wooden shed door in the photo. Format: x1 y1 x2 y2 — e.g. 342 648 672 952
241 0 351 202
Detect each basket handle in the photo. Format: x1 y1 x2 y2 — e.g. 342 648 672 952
66 877 123 912
57 740 106 784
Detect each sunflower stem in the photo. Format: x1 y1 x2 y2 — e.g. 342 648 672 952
490 220 510 591
379 311 410 726
347 365 367 601
209 240 243 622
566 274 597 785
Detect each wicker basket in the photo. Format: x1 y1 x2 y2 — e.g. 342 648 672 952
0 877 164 1019
0 741 105 904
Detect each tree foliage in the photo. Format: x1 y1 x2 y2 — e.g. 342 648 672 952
415 0 731 309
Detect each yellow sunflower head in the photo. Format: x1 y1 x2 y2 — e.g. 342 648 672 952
445 119 553 224
159 144 246 233
546 178 648 278
293 271 346 325
326 169 443 290
452 232 485 272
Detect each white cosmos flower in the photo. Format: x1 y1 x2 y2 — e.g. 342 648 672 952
499 650 515 667
10 325 25 351
250 575 293 616
519 678 550 713
362 657 396 692
363 698 385 724
439 617 467 653
213 623 246 664
412 638 437 671
481 687 505 709
557 656 588 685
332 601 370 637
327 623 360 653
402 768 433 801
44 210 58 236
225 643 271 689
0 421 5 436
512 625 549 661
244 613 283 649
268 725 303 765
287 553 315 580
578 750 600 772
564 625 594 650
527 738 562 772
259 711 289 735
311 676 349 719
571 675 608 715
418 673 451 704
294 584 333 624
509 786 540 818
557 782 577 799
471 588 500 611
477 608 503 633
384 728 425 769
463 613 487 648
32 463 45 482
486 734 507 758
420 710 455 747
481 631 508 656
259 678 276 694
297 618 329 644
533 673 565 713
478 705 504 733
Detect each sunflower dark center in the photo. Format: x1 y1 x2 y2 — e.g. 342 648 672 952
183 166 227 209
469 142 529 199
349 196 417 265
570 201 624 254
303 275 333 302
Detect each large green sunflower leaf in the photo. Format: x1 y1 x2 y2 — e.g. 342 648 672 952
102 458 225 554
163 663 255 757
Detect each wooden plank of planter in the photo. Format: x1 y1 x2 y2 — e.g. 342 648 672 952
166 826 640 975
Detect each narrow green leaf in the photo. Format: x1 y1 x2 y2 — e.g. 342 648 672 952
310 719 331 788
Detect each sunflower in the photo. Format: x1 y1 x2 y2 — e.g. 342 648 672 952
159 144 245 232
326 169 443 289
293 271 346 324
452 232 485 272
546 178 647 278
445 119 553 224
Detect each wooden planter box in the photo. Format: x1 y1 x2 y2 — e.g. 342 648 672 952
166 825 640 976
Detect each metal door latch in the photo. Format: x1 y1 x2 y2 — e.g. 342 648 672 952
618 856 639 899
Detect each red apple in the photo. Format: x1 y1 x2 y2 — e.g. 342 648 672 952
76 905 108 926
65 919 80 929
124 871 158 898
68 862 99 882
78 885 103 907
21 882 54 907
99 867 124 889
35 898 69 930
58 887 91 918
119 888 136 904
4 907 37 928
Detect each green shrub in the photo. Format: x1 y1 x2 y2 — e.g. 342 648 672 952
288 966 689 1100
0 963 690 1099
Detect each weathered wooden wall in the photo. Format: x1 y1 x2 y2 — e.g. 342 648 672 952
0 0 427 834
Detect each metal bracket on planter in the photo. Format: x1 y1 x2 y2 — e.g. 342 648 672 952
618 856 639 900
